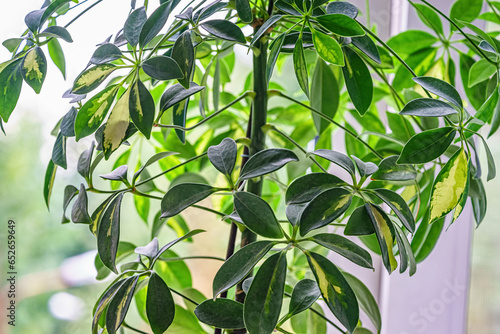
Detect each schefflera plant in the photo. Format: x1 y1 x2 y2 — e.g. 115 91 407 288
0 0 497 333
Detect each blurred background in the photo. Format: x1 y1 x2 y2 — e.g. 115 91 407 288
0 1 499 334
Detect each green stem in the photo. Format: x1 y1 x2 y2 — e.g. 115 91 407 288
159 255 225 262
64 0 104 28
170 288 199 306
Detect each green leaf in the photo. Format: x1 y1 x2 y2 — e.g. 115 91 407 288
142 56 183 81
239 148 298 180
252 16 283 47
160 82 205 111
386 112 415 142
411 213 445 262
201 20 246 44
75 85 119 141
124 7 147 47
412 3 444 37
97 193 124 273
90 43 122 65
478 135 496 181
306 251 359 333
398 127 457 164
312 29 345 66
344 205 375 236
413 76 462 110
92 279 125 334
100 165 128 183
195 299 245 329
51 132 67 169
129 80 155 138
429 148 469 223
60 107 77 137
372 156 417 184
236 0 253 23
234 191 283 239
213 240 274 297
351 35 381 64
244 252 287 334
102 88 132 158
208 137 237 177
2 38 23 53
365 203 398 274
372 189 415 232
311 233 373 269
0 59 22 122
351 156 378 177
172 31 194 89
43 159 57 209
342 272 381 333
38 25 73 42
342 47 373 115
288 279 321 316
147 272 175 334
400 98 458 117
106 275 139 334
48 38 66 79
72 64 117 95
326 1 358 18
267 32 285 84
71 183 92 224
468 59 497 87
308 149 356 175
311 58 340 133
470 177 487 226
315 14 364 37
61 185 78 223
450 0 483 24
161 183 217 218
299 187 353 236
286 173 346 204
25 8 45 33
387 30 437 55
392 222 417 275
293 36 309 97
139 3 171 47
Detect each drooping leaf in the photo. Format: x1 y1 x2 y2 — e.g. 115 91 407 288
299 187 353 236
97 193 124 273
160 82 205 111
0 59 22 122
429 148 469 223
129 80 155 138
139 3 171 47
315 14 364 37
239 148 298 180
411 213 445 262
286 173 346 204
72 64 117 95
146 272 175 334
71 183 92 224
195 299 245 329
161 183 217 218
400 98 458 117
102 88 132 158
311 58 340 133
60 107 77 137
48 38 66 79
100 165 128 183
142 56 183 81
201 20 246 43
171 31 194 89
236 0 253 23
267 32 285 84
51 132 67 169
124 6 147 47
78 141 95 180
61 185 78 224
244 252 287 334
213 240 275 297
470 177 487 226
92 279 125 334
43 159 57 209
342 47 372 115
75 85 119 141
398 127 457 164
293 36 310 97
106 275 140 334
208 137 237 177
306 251 359 333
392 222 417 275
351 155 378 177
372 189 415 232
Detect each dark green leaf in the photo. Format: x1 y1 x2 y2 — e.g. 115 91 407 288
201 20 246 44
195 299 245 329
344 205 375 236
400 98 458 117
92 279 125 334
213 240 275 297
398 127 457 164
208 137 237 177
251 15 282 46
172 31 194 89
100 165 128 183
97 193 124 273
75 85 119 141
125 7 147 47
236 0 253 23
470 177 487 226
142 56 183 81
90 43 122 65
234 191 283 238
51 132 67 169
326 1 358 18
72 64 117 95
239 148 298 180
299 187 353 236
129 80 155 138
267 32 285 84
371 155 417 184
244 252 287 334
306 251 359 333
311 58 340 133
293 36 309 97
351 155 378 177
286 173 346 204
48 38 66 79
147 272 175 334
43 159 57 209
312 233 373 269
393 222 416 275
308 149 356 175
315 14 364 37
60 107 77 137
411 214 444 262
288 279 321 316
160 82 205 111
161 183 217 218
372 189 415 232
386 112 415 142
106 275 139 334
78 141 95 180
25 8 45 32
61 185 78 223
342 47 372 115
351 35 381 64
413 76 462 110
139 3 171 47
71 183 92 224
286 203 307 226
0 59 22 122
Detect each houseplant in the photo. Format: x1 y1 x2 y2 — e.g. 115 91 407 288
0 0 497 333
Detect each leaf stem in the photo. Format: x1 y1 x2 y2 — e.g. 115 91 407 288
170 288 199 306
